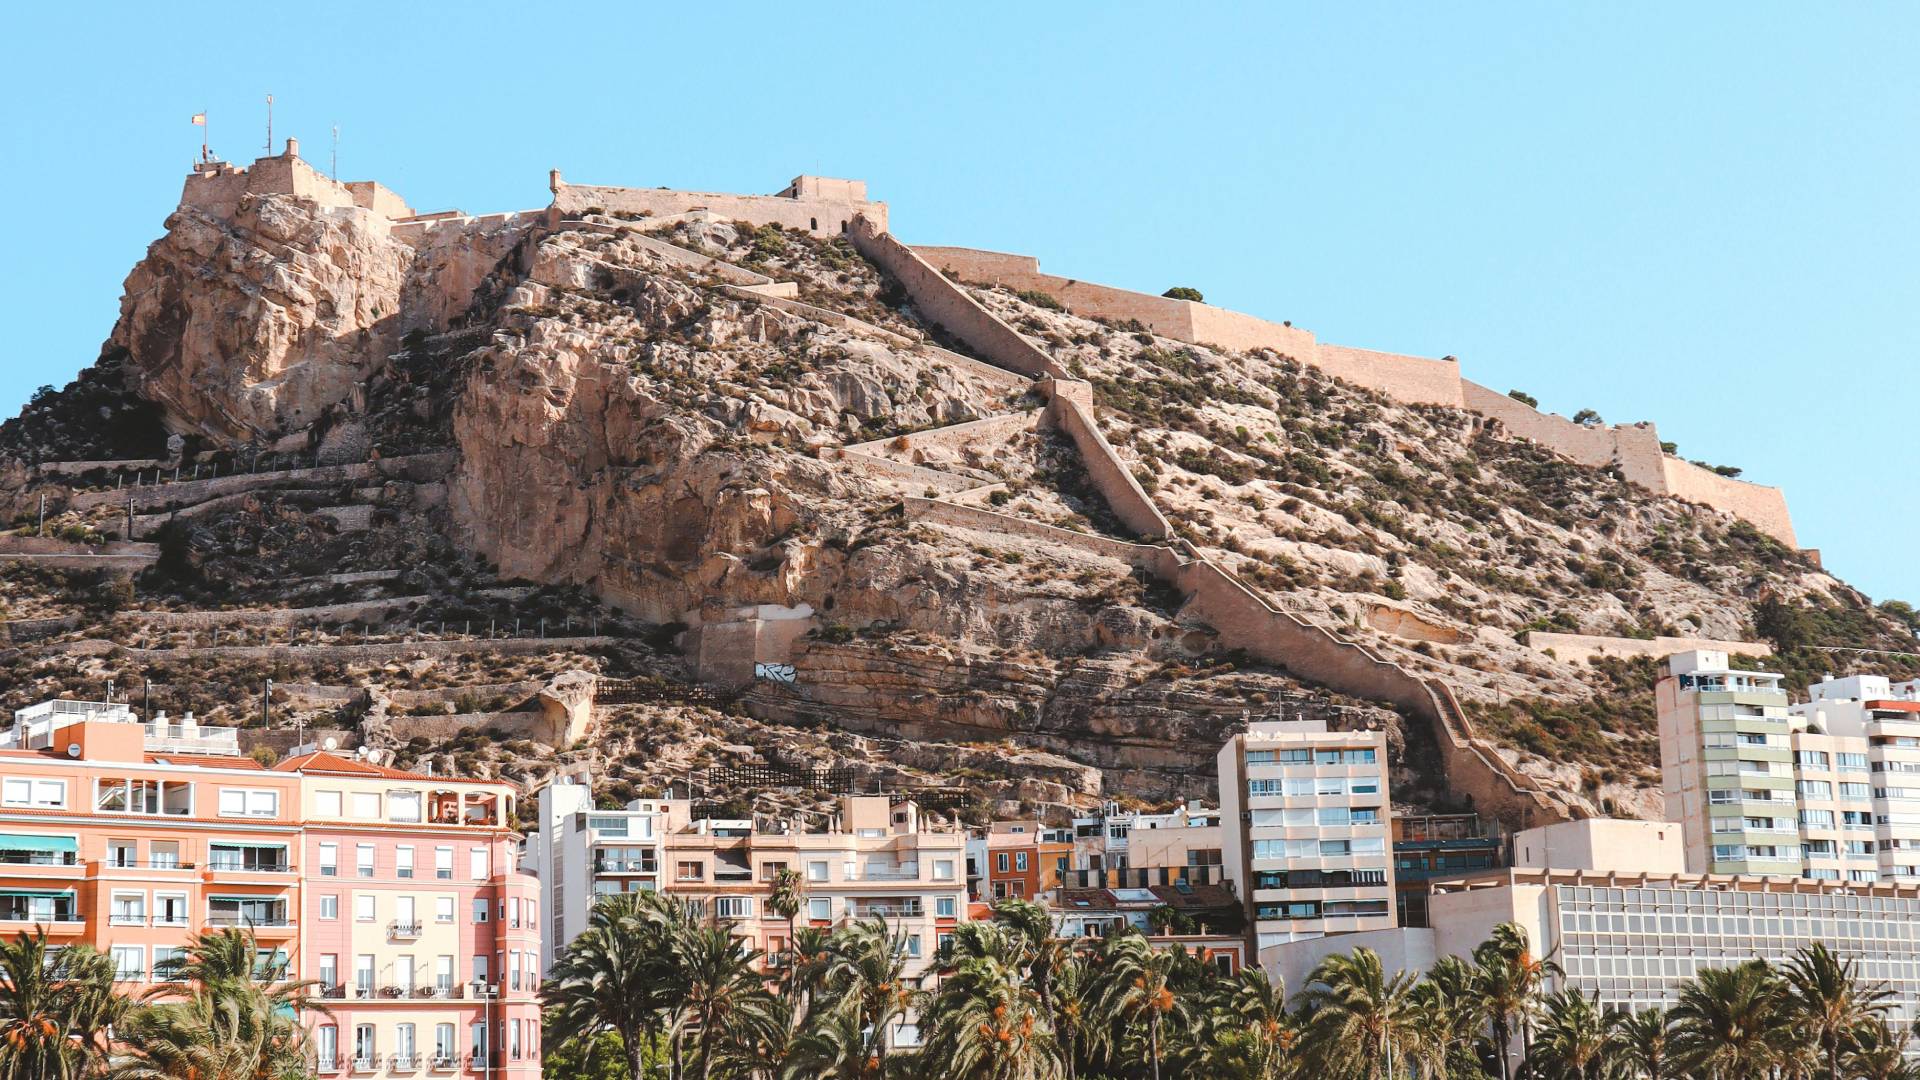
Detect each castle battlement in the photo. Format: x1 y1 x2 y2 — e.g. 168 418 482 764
180 137 414 222
546 170 886 238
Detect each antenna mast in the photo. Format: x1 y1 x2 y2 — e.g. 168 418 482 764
331 124 339 180
265 93 273 154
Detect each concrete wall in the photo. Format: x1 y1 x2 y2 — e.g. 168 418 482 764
551 173 886 237
1510 819 1686 874
847 220 1065 381
1525 632 1771 667
1262 926 1438 991
1661 458 1797 547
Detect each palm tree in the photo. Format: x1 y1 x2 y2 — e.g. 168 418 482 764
111 977 308 1080
1525 989 1617 1080
1843 1019 1920 1080
1216 966 1294 1080
1404 955 1482 1080
676 922 778 1080
545 890 686 1080
1045 956 1095 1080
1296 948 1420 1080
147 927 320 1018
767 868 807 987
1473 922 1556 1080
1607 1007 1676 1080
1782 942 1893 1080
0 931 123 1080
813 919 912 1074
1091 933 1187 1080
1669 960 1791 1080
921 948 1062 1080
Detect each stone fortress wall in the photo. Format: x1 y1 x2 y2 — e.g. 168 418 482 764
917 246 1799 549
548 171 888 238
181 137 414 222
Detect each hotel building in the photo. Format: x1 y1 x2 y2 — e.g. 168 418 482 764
1218 719 1395 958
0 700 540 1076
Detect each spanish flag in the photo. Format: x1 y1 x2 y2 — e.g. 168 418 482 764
191 113 206 126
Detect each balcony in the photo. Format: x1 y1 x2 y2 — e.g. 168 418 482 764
430 1055 459 1071
847 866 922 881
205 912 294 930
0 852 79 867
316 1056 340 1073
391 1054 421 1070
351 1057 380 1073
412 984 460 999
318 984 347 1000
851 902 923 919
205 861 291 875
592 858 657 875
389 921 423 939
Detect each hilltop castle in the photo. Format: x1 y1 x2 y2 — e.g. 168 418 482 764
172 148 1800 550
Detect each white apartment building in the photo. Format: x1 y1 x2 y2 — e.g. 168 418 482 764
1218 720 1395 957
524 779 670 971
1791 673 1920 882
1660 650 1920 884
1657 650 1805 876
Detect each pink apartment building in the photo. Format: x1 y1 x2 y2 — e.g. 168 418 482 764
281 750 540 1077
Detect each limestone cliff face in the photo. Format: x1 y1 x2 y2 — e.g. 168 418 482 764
110 195 529 442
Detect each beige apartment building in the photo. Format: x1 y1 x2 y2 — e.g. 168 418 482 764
1791 674 1920 882
527 785 967 988
1218 720 1395 958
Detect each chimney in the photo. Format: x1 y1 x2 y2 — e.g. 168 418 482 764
284 136 299 159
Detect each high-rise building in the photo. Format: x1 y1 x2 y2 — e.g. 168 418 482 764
1218 719 1395 959
524 779 669 972
1659 651 1920 884
1657 650 1804 876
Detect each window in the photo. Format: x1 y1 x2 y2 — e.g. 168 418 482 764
355 955 374 994
110 945 144 982
470 848 490 881
356 844 375 878
318 843 337 877
110 892 146 926
353 1024 376 1068
107 840 136 868
209 843 286 872
96 778 190 816
1799 780 1833 798
509 898 521 928
396 1023 417 1066
436 956 454 991
1 778 64 808
1800 809 1836 827
355 895 375 922
315 790 342 817
807 860 829 882
996 853 1009 874
1014 852 1028 872
317 1025 339 1070
152 946 185 980
1838 752 1870 771
436 897 455 924
351 792 380 819
933 859 955 881
1796 750 1830 768
676 861 704 882
435 1023 455 1064
217 788 278 818
396 846 414 879
715 896 753 920
472 955 489 984
807 897 832 921
392 789 419 821
935 896 956 918
396 896 417 930
319 954 338 987
1841 782 1872 799
435 847 453 880
154 893 188 926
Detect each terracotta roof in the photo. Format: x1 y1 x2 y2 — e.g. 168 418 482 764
144 753 265 770
1149 883 1237 910
1868 701 1920 714
1059 889 1120 911
272 750 506 786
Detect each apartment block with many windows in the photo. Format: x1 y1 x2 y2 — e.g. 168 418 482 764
1218 719 1395 955
523 778 668 972
1791 673 1920 883
1657 650 1806 876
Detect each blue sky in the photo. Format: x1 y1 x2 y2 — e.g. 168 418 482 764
3 3 1914 604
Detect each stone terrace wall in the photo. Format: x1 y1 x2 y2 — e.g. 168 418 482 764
903 497 1175 567
551 174 887 237
1661 458 1797 548
847 220 1068 381
1526 632 1771 667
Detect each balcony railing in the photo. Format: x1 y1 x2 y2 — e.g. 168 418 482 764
205 912 292 928
316 1055 340 1073
391 1054 421 1069
847 866 922 881
429 1054 459 1070
0 912 83 925
851 904 924 919
351 1057 379 1073
207 861 291 874
389 921 423 938
102 858 194 870
593 859 657 874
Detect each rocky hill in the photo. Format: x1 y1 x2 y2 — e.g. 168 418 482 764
3 170 1915 829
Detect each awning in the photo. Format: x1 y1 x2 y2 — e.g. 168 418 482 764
209 842 288 851
0 889 74 899
0 835 77 855
207 895 283 903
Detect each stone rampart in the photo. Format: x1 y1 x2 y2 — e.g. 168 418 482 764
1313 345 1465 408
903 497 1173 567
181 142 414 222
1044 389 1173 541
1525 632 1771 666
1660 458 1797 548
846 219 1070 381
833 451 990 495
383 711 560 744
551 173 886 238
844 411 1042 459
1461 381 1642 472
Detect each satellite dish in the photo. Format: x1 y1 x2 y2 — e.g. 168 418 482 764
65 744 81 759
323 737 339 751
